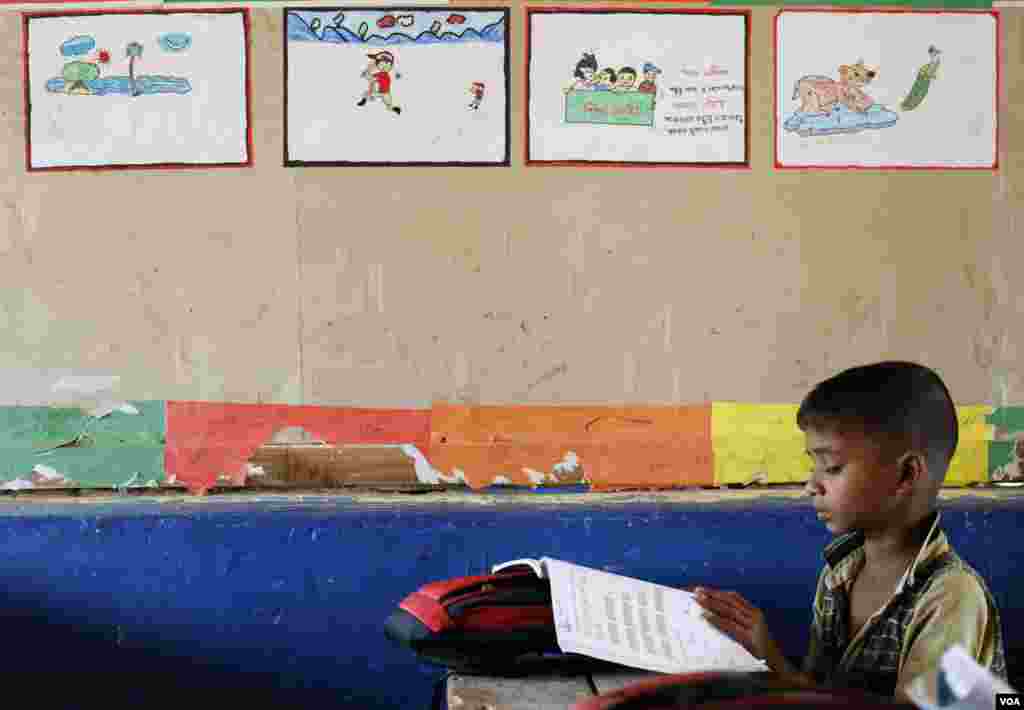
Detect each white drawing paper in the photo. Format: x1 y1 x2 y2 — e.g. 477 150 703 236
285 7 509 166
527 10 748 166
26 10 250 170
776 11 997 169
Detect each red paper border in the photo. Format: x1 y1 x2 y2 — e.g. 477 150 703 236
773 7 1000 172
523 6 751 170
23 7 254 173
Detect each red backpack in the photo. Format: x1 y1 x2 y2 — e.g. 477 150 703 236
384 567 563 673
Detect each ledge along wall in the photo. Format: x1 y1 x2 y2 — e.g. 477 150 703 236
0 492 1021 707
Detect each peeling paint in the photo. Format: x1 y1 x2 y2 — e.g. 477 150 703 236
399 444 464 485
553 451 579 476
1 463 76 490
523 467 547 486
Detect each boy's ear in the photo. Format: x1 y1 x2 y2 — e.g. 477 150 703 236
897 452 929 492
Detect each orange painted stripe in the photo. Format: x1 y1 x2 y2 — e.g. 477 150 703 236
429 403 713 490
165 401 431 493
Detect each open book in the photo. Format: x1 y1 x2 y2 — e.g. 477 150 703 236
492 557 769 675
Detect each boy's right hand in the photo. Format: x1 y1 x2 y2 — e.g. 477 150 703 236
690 587 781 665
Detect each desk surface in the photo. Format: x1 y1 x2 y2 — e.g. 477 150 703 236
448 669 659 710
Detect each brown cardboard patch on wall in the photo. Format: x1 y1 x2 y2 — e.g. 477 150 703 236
246 433 420 489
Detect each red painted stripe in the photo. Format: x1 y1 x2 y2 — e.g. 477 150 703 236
165 401 431 493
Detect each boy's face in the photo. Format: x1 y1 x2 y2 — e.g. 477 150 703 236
617 73 635 89
803 425 907 535
645 71 656 82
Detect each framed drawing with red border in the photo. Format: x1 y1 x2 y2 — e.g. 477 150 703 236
775 9 999 171
525 7 750 169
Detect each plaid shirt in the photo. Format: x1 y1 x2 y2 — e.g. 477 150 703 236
802 511 1007 701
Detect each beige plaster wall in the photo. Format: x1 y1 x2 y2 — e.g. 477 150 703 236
1 7 1022 409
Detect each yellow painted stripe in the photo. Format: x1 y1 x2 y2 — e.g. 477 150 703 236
713 403 993 487
948 405 992 486
712 403 805 485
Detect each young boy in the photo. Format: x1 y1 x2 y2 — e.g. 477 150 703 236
356 51 401 115
693 361 1007 704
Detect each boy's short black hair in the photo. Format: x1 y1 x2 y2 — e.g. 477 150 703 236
796 361 958 484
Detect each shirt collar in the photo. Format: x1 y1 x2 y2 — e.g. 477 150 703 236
821 510 946 592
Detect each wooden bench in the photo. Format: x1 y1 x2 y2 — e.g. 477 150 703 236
447 669 660 710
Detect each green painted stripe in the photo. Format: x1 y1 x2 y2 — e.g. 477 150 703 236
987 405 1024 476
0 401 166 488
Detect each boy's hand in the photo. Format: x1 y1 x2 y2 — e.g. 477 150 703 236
691 587 777 663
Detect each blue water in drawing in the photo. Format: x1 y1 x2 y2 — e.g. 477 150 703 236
45 75 192 96
783 102 898 137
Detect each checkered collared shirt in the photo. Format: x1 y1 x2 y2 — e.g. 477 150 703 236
802 510 1007 700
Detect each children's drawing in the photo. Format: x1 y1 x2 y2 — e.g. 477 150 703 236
782 48 944 139
25 10 251 171
775 11 997 169
356 50 401 114
45 33 191 97
561 52 662 128
783 59 898 138
527 9 749 167
901 45 942 111
468 81 484 110
285 7 510 166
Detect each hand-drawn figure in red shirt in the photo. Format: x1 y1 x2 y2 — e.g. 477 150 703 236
468 81 484 110
356 50 401 115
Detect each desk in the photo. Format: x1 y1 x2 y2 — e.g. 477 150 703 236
447 669 659 710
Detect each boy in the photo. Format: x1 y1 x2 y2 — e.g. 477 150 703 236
357 51 401 115
613 67 638 92
637 63 661 94
693 361 1006 704
468 81 485 110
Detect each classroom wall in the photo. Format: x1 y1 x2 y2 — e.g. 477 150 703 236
2 6 1022 412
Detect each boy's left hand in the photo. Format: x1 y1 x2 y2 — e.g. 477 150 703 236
691 587 777 662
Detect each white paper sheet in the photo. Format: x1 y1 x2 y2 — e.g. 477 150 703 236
543 558 769 675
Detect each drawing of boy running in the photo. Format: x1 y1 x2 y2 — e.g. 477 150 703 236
356 50 401 115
